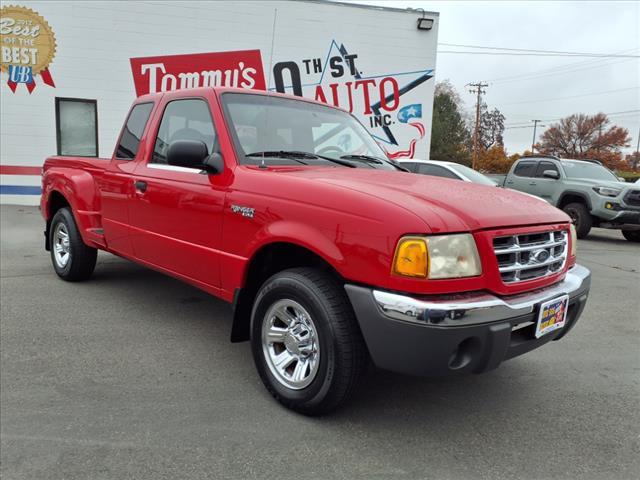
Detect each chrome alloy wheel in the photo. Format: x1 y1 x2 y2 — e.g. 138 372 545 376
53 222 71 268
262 299 320 390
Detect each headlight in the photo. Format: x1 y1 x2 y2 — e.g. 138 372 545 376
592 186 621 197
392 234 482 279
570 224 577 257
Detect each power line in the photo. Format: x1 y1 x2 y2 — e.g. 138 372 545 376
498 86 639 107
504 110 640 129
483 48 638 84
438 43 640 58
489 58 635 85
438 50 640 58
504 110 640 122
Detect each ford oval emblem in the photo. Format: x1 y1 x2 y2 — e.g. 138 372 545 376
531 249 550 263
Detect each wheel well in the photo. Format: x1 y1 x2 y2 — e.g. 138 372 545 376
558 193 590 210
230 242 343 343
45 191 71 250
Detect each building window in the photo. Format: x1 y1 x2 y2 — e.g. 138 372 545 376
55 98 98 156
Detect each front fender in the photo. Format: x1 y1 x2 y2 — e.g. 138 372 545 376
221 220 346 295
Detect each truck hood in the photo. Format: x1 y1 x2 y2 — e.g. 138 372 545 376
565 178 629 189
276 168 569 232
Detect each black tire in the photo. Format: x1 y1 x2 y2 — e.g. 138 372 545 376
49 207 97 281
622 230 640 242
563 202 592 239
250 267 368 415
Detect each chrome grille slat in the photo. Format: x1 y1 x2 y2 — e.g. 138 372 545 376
499 256 564 273
493 229 568 284
494 239 566 255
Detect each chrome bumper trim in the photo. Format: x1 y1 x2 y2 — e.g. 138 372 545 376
373 264 591 327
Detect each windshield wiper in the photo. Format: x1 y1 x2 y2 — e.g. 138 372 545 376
246 151 309 165
340 154 409 171
340 154 384 164
246 150 355 168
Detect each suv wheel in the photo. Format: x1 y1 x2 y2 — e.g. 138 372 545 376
49 207 97 281
250 267 368 415
563 202 592 239
622 230 640 242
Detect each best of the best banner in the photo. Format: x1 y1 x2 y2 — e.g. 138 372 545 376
0 5 56 93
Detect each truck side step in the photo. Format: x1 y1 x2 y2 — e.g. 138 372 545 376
86 228 106 248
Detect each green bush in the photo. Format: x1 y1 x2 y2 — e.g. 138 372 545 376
617 171 640 183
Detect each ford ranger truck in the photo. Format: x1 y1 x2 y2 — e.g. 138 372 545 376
41 88 591 415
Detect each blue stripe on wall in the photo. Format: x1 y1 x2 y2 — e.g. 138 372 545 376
0 185 42 195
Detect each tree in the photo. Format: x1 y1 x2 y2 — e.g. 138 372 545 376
430 80 472 165
536 113 631 170
625 152 640 171
479 104 505 150
476 145 518 174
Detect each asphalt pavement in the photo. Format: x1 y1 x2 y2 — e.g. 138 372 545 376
1 205 639 480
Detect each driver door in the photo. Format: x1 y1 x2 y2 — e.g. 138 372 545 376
128 94 226 288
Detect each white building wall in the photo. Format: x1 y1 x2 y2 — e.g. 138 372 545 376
1 0 439 205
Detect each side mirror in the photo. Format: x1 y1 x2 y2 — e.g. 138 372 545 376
203 152 224 174
542 169 560 180
617 176 626 182
167 140 208 169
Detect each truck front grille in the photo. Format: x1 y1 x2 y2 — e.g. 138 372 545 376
493 230 568 284
624 189 640 207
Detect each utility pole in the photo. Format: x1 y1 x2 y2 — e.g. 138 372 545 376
635 127 640 170
531 120 542 153
467 82 488 170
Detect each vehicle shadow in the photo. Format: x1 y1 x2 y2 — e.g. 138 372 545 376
88 254 539 425
581 229 630 245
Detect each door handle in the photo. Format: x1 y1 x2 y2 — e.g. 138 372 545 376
529 182 537 186
134 180 147 193
506 181 514 185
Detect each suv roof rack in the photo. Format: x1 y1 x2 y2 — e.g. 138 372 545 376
560 157 603 165
521 154 560 160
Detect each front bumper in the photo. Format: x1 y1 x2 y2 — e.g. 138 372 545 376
345 264 591 377
599 209 640 230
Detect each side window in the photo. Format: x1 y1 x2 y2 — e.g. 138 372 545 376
115 103 154 160
55 98 98 156
152 99 216 165
402 162 417 172
418 164 461 180
514 161 537 178
536 161 559 178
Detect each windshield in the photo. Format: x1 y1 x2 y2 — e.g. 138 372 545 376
221 93 395 170
562 160 618 181
447 163 497 186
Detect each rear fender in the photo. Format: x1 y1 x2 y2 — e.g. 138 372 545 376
42 168 102 246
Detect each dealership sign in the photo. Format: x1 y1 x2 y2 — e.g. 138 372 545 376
130 43 433 159
130 50 266 97
0 5 56 93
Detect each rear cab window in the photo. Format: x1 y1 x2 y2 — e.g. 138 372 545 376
115 102 154 160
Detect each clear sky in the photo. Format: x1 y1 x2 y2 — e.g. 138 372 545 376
343 0 639 156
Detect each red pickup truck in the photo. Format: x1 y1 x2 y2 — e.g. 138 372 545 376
41 87 591 414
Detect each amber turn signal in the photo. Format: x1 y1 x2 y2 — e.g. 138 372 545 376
392 237 429 278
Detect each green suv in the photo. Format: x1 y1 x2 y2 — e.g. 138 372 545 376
500 156 640 241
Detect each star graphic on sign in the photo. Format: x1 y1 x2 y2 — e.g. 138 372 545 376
335 42 434 146
406 106 417 116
